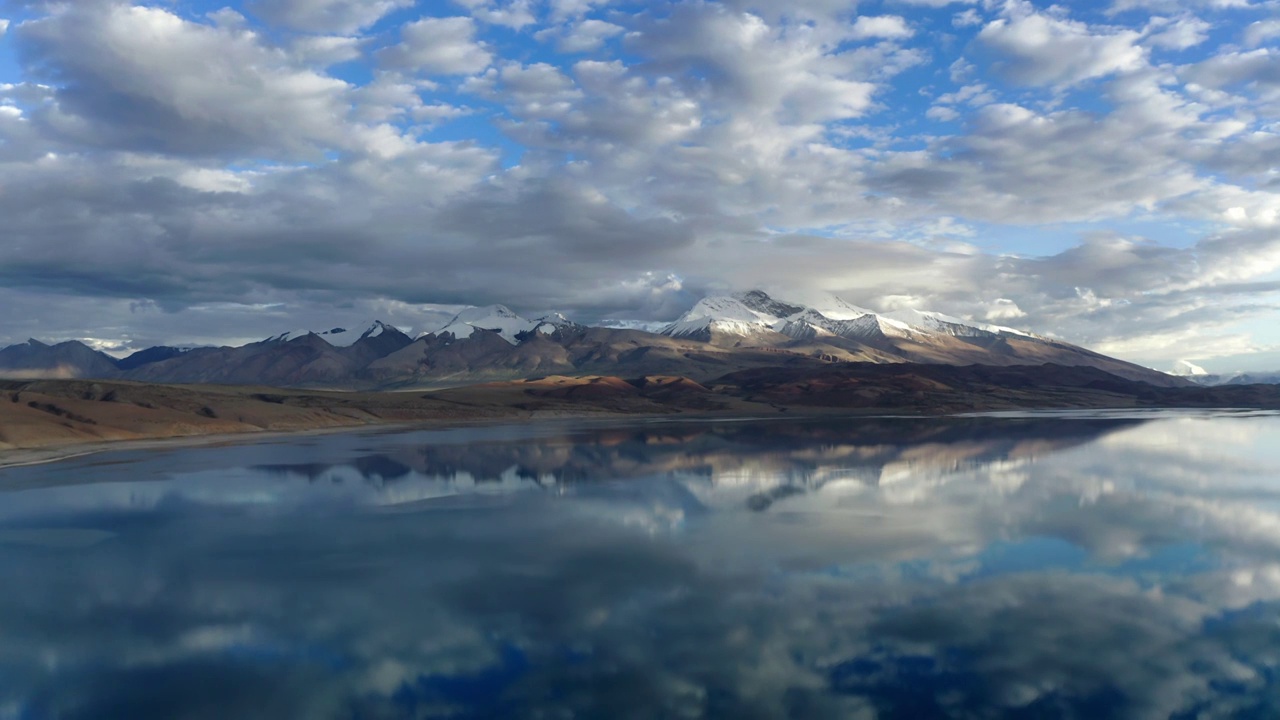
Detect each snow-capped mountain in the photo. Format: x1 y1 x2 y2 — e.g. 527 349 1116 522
2 294 1187 389
263 321 408 347
1170 360 1208 377
264 328 314 344
1170 361 1280 386
882 308 1037 340
661 290 1038 345
432 306 577 345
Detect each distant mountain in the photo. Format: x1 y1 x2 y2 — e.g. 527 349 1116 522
0 339 121 379
0 295 1189 390
660 290 1176 386
1167 359 1280 386
434 305 579 344
125 321 414 388
115 346 190 371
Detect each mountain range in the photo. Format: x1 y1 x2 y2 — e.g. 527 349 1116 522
1168 360 1280 386
0 290 1189 389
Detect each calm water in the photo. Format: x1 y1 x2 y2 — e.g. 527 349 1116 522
3 411 1280 719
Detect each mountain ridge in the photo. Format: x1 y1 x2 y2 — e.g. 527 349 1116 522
0 291 1192 390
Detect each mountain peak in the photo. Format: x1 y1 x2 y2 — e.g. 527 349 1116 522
1171 359 1208 376
732 290 806 319
359 320 406 341
436 306 536 345
265 329 314 343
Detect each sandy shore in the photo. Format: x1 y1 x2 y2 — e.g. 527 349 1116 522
0 376 789 471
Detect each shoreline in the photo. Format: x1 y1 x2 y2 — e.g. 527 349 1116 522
0 407 777 472
6 403 1271 474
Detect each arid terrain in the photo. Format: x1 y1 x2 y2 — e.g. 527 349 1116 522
4 364 1280 469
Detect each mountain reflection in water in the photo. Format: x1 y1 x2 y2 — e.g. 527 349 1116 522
2 411 1280 719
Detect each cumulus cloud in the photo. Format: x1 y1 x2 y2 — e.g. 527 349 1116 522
978 6 1148 86
1143 14 1212 50
850 15 914 39
14 3 354 158
552 18 625 53
1244 19 1280 47
248 0 413 33
378 16 493 75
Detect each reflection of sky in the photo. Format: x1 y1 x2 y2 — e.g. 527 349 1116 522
3 411 1280 718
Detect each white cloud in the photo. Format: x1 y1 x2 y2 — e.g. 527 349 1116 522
249 0 413 34
544 18 625 53
290 35 363 66
1244 19 1280 47
454 0 538 29
926 104 959 121
893 0 978 5
1109 0 1254 13
378 17 493 75
549 0 613 22
850 15 914 40
17 4 355 158
1143 15 1212 50
1 0 1278 366
0 18 9 37
979 7 1148 86
1183 48 1280 102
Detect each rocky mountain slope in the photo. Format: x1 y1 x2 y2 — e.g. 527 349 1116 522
0 292 1189 389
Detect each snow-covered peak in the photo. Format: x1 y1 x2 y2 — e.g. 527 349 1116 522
435 305 540 345
767 290 875 320
535 312 575 327
359 320 406 341
664 289 1046 344
265 329 314 343
262 321 406 347
883 308 1035 339
664 295 784 338
532 312 579 335
1171 359 1208 376
452 305 520 323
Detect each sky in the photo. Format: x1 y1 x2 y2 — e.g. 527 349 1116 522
0 0 1277 371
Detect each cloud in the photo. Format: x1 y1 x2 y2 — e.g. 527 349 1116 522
978 6 1148 86
1143 14 1212 50
1183 47 1280 102
1244 19 1280 46
14 3 353 159
377 16 493 75
454 0 539 29
248 0 413 34
0 0 1278 370
850 15 914 39
552 18 625 53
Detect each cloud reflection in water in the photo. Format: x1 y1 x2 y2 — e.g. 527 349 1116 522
1 412 1280 718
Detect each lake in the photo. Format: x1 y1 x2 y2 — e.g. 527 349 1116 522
3 410 1280 719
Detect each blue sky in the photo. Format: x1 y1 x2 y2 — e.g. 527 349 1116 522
0 0 1278 371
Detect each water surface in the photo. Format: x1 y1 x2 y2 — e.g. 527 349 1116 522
3 411 1280 719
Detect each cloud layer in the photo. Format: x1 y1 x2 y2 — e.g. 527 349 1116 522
1 0 1278 369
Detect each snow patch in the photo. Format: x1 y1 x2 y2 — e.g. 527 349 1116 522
433 306 573 345
1171 359 1208 376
